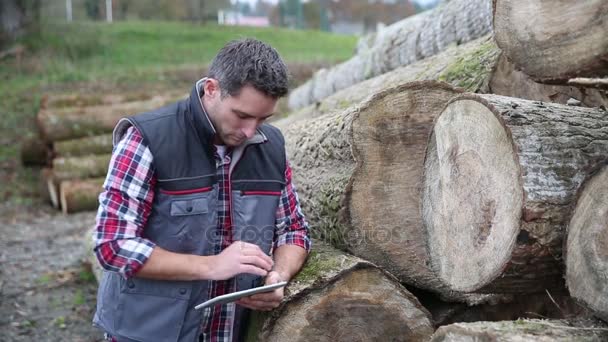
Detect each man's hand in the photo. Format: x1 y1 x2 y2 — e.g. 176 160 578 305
236 271 284 311
207 241 274 280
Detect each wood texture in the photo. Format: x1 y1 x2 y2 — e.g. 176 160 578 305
423 94 608 293
277 81 506 303
566 165 608 322
493 0 608 82
245 241 434 342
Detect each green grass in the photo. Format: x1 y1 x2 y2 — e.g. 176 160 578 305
0 21 357 204
4 21 356 94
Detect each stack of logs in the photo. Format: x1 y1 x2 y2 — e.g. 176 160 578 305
21 92 182 214
243 0 608 341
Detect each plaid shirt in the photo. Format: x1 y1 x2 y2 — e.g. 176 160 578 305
94 126 311 341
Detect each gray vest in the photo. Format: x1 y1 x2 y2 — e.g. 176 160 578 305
93 80 286 342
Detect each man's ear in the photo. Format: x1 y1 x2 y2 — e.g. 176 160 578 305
203 78 221 99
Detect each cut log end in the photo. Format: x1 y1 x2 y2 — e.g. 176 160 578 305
345 81 465 294
59 178 104 214
494 1 608 81
567 165 608 321
423 98 523 292
262 267 434 342
248 242 434 342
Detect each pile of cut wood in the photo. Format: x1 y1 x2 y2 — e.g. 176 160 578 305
21 91 183 214
244 1 608 341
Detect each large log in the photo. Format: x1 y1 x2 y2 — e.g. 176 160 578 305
286 35 607 126
288 0 493 110
276 81 504 303
245 241 434 342
37 94 179 142
53 134 113 157
566 164 608 322
493 0 608 83
40 92 158 109
52 154 111 180
431 319 608 341
422 94 608 293
59 178 105 214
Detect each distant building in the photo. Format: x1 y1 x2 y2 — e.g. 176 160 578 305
217 10 270 27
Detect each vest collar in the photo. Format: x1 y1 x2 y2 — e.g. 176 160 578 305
189 78 268 147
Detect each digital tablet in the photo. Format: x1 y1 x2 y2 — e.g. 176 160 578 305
194 281 288 310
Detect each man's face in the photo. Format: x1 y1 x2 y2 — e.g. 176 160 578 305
203 79 277 147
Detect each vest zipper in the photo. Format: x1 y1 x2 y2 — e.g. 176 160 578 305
240 190 281 196
159 186 212 195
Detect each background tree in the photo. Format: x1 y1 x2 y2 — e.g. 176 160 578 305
0 0 41 46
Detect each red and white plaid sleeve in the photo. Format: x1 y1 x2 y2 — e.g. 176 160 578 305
273 160 311 252
93 125 157 278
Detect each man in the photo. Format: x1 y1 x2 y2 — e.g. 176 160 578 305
93 38 311 342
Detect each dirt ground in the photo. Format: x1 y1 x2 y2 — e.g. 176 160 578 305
0 201 104 341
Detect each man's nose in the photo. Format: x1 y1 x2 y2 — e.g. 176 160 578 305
242 123 257 139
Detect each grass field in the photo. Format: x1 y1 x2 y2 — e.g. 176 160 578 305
0 21 357 204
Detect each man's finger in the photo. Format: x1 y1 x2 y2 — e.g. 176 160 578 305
249 290 281 302
240 256 273 271
237 298 279 311
240 265 268 277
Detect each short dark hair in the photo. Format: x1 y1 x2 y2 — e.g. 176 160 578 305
208 38 289 99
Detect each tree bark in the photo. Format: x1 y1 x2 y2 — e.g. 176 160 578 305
37 95 176 142
245 241 434 342
493 0 608 83
52 154 111 180
288 0 493 110
431 319 608 341
423 94 608 293
59 178 105 214
0 0 25 42
566 164 608 322
276 81 505 303
285 35 607 126
53 134 113 157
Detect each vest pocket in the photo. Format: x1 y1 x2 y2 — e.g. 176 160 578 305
145 189 218 255
115 277 192 342
170 197 208 216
